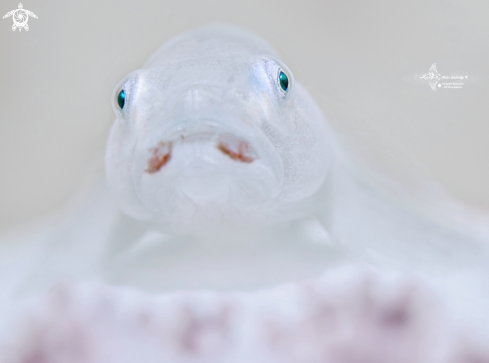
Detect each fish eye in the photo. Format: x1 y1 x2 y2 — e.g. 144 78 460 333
117 89 125 110
278 70 289 93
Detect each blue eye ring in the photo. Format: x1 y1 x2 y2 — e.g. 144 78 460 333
117 89 125 110
278 70 289 93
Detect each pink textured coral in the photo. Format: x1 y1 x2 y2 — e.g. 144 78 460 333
2 268 487 363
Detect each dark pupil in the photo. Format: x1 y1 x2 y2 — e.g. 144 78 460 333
117 89 125 109
279 71 289 92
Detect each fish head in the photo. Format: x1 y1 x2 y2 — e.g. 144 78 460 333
106 49 331 230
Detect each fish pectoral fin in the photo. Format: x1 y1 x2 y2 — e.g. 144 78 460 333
298 216 332 245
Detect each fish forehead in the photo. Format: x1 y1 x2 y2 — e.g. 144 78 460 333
130 27 286 121
144 25 279 71
141 56 249 92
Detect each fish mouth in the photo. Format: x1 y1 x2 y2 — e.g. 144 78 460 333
145 132 258 174
133 120 284 209
142 120 263 175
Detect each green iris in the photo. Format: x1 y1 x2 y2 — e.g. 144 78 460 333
279 71 289 92
117 89 125 110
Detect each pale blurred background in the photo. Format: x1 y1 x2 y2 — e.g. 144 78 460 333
0 0 488 233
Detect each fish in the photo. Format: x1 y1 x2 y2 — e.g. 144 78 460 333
1 24 489 338
106 24 489 264
103 25 489 330
105 25 331 230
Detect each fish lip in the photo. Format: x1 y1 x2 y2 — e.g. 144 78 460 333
145 141 173 174
147 119 264 165
162 119 253 141
215 137 256 163
143 130 258 175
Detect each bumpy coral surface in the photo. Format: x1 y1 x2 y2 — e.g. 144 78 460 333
2 268 487 363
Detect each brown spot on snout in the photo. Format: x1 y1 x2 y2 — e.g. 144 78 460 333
146 141 172 173
217 140 255 163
